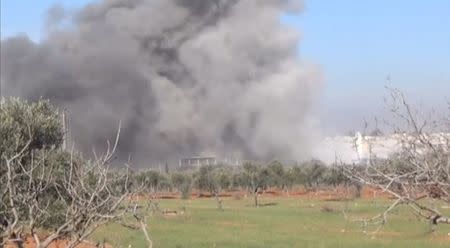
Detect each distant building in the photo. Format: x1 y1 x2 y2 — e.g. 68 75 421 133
177 154 244 168
313 132 450 165
178 156 217 168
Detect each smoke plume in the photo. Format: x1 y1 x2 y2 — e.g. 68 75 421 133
1 0 321 164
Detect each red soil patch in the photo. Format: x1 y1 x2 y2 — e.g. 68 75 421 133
293 186 393 201
360 186 392 199
159 194 178 199
264 190 284 196
4 236 112 248
127 186 394 202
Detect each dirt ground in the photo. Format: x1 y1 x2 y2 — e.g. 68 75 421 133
4 236 112 248
129 186 392 201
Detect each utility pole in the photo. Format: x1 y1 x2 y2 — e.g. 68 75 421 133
0 77 3 106
62 110 67 150
61 108 71 150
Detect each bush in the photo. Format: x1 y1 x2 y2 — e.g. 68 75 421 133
1 97 66 230
0 97 63 158
301 159 327 188
135 170 165 191
171 172 192 199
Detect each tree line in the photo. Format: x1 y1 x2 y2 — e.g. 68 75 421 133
2 92 448 246
0 98 354 247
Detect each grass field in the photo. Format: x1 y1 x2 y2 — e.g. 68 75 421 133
92 196 450 248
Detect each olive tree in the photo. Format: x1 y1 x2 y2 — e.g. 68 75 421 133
171 172 193 199
1 98 130 248
194 165 224 210
301 159 327 188
242 162 271 207
267 161 286 189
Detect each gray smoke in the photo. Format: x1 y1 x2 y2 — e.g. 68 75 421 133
1 0 321 164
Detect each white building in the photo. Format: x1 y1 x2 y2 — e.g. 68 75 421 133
312 132 449 165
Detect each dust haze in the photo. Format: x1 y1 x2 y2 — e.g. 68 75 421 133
1 0 322 164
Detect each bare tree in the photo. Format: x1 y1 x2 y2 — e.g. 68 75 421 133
1 125 131 248
343 89 450 233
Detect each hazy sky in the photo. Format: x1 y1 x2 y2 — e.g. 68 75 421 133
2 0 449 134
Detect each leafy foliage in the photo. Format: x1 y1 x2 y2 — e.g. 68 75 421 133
0 97 63 158
1 98 128 247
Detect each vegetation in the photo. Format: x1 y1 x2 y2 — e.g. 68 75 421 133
92 197 450 248
2 95 449 247
1 98 129 248
0 97 360 247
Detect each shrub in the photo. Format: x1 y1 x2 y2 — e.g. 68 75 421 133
171 172 192 199
0 97 63 158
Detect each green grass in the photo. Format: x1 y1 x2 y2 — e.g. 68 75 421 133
92 196 450 248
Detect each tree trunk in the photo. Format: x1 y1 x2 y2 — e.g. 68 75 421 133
214 192 224 211
139 219 152 248
8 237 24 248
38 232 60 248
431 215 450 231
435 216 450 224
